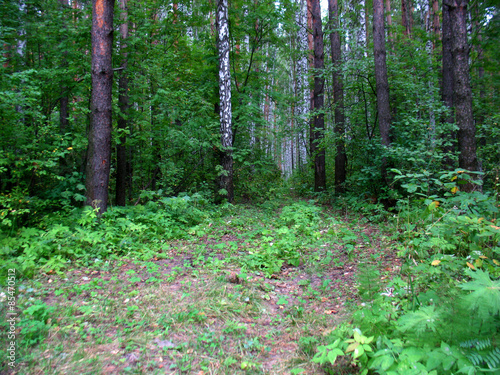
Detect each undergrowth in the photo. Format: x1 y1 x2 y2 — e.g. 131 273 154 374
315 169 500 375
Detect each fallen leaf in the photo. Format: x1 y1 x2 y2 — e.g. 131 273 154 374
431 260 441 266
466 262 476 270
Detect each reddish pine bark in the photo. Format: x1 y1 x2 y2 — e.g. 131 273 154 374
86 0 115 214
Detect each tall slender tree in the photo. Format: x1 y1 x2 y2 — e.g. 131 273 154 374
115 0 129 206
401 0 413 37
58 0 70 134
310 0 326 192
441 0 456 166
86 0 115 214
328 0 346 193
446 0 480 190
373 0 392 182
217 0 234 202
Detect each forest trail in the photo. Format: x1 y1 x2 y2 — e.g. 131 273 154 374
7 202 401 374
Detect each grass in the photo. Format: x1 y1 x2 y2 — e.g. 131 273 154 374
1 200 401 374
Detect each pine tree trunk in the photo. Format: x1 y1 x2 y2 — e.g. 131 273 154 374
116 0 128 206
328 0 347 194
441 1 455 167
217 0 234 202
386 0 393 43
401 0 413 37
447 0 480 191
310 0 326 192
59 0 70 134
86 0 115 215
373 0 392 183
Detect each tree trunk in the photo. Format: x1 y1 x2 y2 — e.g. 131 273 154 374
216 0 234 203
447 0 480 191
296 0 309 169
432 0 440 42
373 0 392 182
441 1 455 167
59 0 70 134
401 0 412 37
115 0 128 206
328 0 346 194
386 0 393 43
86 0 115 215
309 0 326 192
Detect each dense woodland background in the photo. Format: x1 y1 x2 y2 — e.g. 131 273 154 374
1 0 500 372
0 0 498 215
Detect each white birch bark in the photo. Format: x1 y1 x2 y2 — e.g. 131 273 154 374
295 0 309 168
217 0 233 202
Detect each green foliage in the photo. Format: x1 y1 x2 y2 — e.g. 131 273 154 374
0 194 211 280
460 339 500 372
314 177 500 375
237 201 322 276
279 201 321 234
460 269 500 321
19 301 55 347
357 263 382 301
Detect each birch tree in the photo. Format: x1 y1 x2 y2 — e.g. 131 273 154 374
217 0 233 202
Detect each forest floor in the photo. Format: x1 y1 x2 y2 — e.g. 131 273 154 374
6 200 402 375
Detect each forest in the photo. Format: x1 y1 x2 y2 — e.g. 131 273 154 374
0 0 499 373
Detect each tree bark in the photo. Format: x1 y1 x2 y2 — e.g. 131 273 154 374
432 0 440 42
386 0 393 43
310 0 326 192
296 0 309 169
217 0 234 202
401 0 412 37
59 0 70 134
446 0 480 190
86 0 115 215
115 0 128 206
373 0 392 183
328 0 346 194
441 1 455 167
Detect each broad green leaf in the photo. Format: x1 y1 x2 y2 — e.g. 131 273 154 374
369 354 395 371
353 345 365 359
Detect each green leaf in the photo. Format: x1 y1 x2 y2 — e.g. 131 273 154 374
353 345 365 359
460 269 500 317
369 354 395 371
327 348 344 364
442 355 456 371
397 305 440 336
426 350 446 371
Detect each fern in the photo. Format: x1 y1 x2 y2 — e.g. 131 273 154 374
460 338 500 372
397 305 441 336
460 338 492 351
460 269 500 319
357 263 382 301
